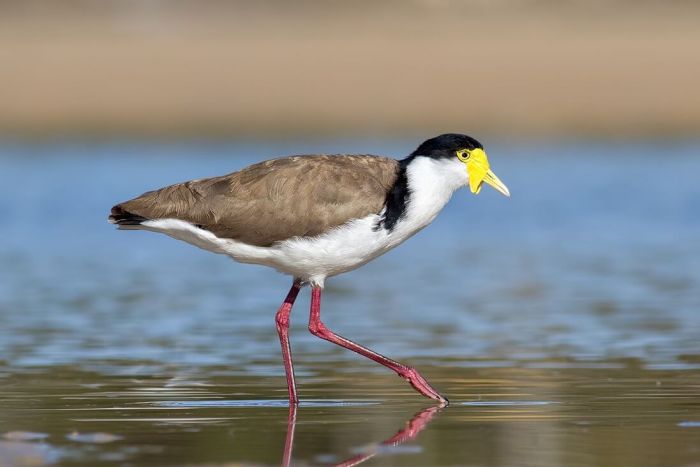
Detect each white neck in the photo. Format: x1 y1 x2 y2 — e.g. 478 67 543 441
390 156 468 242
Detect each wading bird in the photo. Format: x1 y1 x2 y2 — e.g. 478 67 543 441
109 134 509 404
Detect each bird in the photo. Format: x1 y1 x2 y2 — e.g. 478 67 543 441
108 133 509 405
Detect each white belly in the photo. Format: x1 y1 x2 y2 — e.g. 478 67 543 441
138 215 407 287
267 215 396 284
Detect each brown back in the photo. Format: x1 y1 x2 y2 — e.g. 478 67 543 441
115 155 400 246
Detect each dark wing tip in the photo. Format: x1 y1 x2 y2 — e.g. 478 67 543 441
108 204 149 225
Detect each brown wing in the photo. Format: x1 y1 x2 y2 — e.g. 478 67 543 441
111 155 400 246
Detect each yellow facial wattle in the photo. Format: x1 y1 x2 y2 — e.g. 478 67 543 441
457 148 510 197
466 148 489 194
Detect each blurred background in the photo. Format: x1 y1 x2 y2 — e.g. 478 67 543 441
1 0 700 139
1 1 699 466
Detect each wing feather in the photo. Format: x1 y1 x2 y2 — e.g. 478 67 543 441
111 155 399 246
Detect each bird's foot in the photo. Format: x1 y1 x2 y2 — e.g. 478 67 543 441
399 367 448 405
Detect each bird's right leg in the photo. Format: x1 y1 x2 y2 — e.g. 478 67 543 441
275 279 302 405
307 287 447 404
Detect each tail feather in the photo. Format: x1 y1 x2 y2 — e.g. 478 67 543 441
108 205 149 225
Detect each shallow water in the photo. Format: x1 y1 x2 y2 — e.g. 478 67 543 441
0 139 699 466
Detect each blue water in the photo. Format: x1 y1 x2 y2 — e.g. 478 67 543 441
0 139 699 466
1 139 698 368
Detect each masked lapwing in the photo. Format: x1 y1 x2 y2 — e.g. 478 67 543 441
109 133 510 404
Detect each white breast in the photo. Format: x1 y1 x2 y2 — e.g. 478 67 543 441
388 156 468 247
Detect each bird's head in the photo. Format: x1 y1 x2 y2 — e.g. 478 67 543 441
411 133 510 197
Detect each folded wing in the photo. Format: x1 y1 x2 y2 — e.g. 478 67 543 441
110 155 400 247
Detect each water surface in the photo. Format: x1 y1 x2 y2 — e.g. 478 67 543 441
0 139 699 465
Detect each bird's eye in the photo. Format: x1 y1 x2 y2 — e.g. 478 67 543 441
456 150 470 162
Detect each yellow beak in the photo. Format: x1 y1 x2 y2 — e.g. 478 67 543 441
467 149 510 197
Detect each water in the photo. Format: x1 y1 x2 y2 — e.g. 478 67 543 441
0 139 699 466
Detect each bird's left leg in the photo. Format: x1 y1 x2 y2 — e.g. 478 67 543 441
276 279 302 404
307 287 447 404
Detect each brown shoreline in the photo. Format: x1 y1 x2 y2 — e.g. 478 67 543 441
1 2 699 138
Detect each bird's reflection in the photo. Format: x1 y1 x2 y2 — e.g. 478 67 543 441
282 403 444 467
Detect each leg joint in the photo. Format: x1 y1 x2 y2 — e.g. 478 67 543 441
308 319 329 337
275 307 291 329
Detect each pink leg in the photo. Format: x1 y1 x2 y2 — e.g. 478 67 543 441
275 279 302 405
307 287 447 404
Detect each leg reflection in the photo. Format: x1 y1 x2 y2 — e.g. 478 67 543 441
281 403 444 467
282 404 297 467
